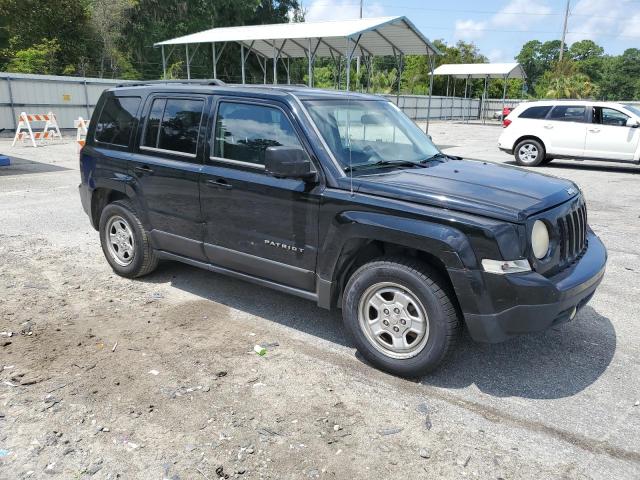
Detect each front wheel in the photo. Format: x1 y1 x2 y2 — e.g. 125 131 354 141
514 138 546 166
342 258 460 377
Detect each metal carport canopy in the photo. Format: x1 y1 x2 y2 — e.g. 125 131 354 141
432 63 526 79
154 16 440 59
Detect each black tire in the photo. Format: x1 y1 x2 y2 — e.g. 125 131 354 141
99 200 158 278
342 257 460 377
514 138 546 167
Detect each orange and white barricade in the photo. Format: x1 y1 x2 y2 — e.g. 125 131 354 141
11 111 62 147
74 117 88 152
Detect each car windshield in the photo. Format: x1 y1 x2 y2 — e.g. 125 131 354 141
624 104 640 117
304 99 440 170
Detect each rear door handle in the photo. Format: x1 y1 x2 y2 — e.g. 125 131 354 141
206 178 232 190
588 128 600 133
134 165 154 175
543 124 554 129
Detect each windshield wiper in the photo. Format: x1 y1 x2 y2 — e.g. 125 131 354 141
343 160 425 172
421 152 449 162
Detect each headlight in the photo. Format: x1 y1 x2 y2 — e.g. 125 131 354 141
531 220 550 259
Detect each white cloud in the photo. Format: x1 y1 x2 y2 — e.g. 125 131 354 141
454 19 487 40
453 0 552 41
487 49 507 62
568 0 640 43
303 0 385 22
491 0 552 28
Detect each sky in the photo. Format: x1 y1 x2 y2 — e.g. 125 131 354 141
301 0 640 61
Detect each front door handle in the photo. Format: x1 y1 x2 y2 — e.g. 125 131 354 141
206 178 232 190
134 165 154 175
543 124 554 129
588 128 600 133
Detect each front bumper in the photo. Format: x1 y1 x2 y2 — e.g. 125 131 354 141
448 230 607 343
498 146 513 155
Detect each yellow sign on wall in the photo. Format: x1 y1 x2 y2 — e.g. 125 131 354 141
63 94 71 102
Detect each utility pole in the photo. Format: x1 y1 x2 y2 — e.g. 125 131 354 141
559 0 570 62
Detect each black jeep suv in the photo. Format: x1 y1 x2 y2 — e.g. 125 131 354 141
79 82 607 377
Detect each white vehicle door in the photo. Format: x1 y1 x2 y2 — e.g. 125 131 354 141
542 105 588 156
584 106 640 160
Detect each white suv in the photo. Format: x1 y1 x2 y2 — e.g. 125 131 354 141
498 100 640 166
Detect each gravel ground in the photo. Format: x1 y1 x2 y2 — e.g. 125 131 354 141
0 123 639 480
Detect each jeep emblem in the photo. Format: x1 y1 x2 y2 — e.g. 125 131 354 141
567 187 577 195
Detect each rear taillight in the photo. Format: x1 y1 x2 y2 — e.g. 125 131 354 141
503 118 512 128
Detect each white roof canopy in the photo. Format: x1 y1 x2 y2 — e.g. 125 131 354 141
432 63 526 79
155 16 439 59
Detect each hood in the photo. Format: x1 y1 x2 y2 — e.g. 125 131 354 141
350 159 578 222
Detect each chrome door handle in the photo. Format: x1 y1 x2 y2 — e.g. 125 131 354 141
134 165 154 175
543 124 553 129
206 178 232 189
588 128 600 133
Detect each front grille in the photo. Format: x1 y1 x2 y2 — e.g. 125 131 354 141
557 200 588 267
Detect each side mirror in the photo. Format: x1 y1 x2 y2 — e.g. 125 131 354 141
626 118 639 128
265 146 317 182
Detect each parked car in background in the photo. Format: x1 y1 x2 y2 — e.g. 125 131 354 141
498 100 640 166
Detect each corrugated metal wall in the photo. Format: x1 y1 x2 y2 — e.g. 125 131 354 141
0 73 125 130
10 73 633 131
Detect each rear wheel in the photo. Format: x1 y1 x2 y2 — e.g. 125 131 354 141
99 200 158 278
342 258 460 377
514 138 546 166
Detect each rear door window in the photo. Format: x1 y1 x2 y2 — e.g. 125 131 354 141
548 105 587 123
95 96 141 146
142 97 204 156
518 105 552 119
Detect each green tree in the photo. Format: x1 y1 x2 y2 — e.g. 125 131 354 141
569 40 605 84
0 0 94 74
516 39 566 91
599 48 640 100
5 39 60 73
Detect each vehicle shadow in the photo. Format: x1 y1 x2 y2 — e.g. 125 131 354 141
148 261 350 348
421 305 616 399
146 262 615 400
544 161 639 174
0 156 70 176
505 159 639 175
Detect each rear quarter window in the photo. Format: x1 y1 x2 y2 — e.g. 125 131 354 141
518 105 552 119
94 96 141 146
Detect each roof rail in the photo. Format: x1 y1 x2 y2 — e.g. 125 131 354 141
115 79 226 88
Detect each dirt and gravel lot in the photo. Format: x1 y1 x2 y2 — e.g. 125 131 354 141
0 123 639 480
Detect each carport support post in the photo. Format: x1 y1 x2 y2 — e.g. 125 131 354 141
308 39 313 87
445 75 450 119
185 44 190 79
482 75 488 124
345 37 351 91
396 53 404 104
212 43 217 79
273 41 277 85
161 45 167 79
464 75 470 124
425 49 435 134
451 78 456 120
241 44 246 84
